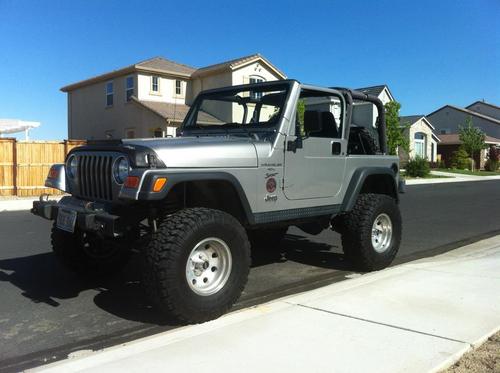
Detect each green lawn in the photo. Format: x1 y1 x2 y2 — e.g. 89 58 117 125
435 168 500 176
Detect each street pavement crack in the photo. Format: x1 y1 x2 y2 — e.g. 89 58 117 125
291 302 473 346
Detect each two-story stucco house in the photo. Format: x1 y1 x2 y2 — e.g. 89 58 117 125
426 100 500 168
61 54 286 140
427 102 500 139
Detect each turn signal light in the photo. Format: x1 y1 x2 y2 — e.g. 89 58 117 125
152 177 167 192
48 166 59 179
124 176 140 189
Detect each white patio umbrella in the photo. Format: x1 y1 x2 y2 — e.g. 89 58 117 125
0 119 41 140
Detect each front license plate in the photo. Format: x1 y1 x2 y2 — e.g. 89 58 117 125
56 208 77 233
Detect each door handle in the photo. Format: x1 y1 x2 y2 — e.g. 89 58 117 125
332 142 341 155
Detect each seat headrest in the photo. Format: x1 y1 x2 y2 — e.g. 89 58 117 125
304 111 322 133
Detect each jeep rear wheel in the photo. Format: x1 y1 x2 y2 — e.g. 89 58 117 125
340 193 401 271
143 207 251 324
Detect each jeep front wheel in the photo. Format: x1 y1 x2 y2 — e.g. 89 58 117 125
143 207 251 324
340 193 401 271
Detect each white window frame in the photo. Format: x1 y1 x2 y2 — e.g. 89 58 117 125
125 76 134 102
249 75 265 99
105 81 114 107
414 132 426 158
175 80 182 96
151 76 160 93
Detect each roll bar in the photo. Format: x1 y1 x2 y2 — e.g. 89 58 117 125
331 88 387 154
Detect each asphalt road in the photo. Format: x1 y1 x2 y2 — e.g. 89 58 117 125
1 180 500 371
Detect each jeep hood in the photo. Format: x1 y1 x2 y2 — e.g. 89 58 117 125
123 136 259 168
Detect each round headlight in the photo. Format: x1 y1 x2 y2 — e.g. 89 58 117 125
66 155 78 178
114 157 130 184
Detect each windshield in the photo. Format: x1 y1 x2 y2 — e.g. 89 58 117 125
183 83 290 131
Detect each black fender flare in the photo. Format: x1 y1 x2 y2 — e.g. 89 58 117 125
137 171 254 223
340 167 398 212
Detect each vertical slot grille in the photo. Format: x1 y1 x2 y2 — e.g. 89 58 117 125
77 154 114 200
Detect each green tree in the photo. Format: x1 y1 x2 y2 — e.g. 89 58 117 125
384 101 410 156
296 99 306 136
458 116 487 171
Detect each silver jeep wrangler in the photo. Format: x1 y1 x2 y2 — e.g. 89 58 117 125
32 80 404 323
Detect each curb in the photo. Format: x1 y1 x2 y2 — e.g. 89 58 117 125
405 175 500 185
27 236 500 373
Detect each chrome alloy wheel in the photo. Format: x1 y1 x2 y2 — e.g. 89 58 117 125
186 238 232 296
371 213 393 253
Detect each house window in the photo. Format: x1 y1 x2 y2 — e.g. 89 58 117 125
175 80 182 95
153 128 164 138
151 76 160 92
126 76 134 101
414 132 426 158
106 81 113 106
125 128 135 139
249 76 265 99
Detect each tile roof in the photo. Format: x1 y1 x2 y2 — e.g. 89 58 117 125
131 97 220 126
61 54 285 92
466 100 500 111
438 133 500 145
427 105 500 125
355 85 387 97
465 101 500 120
399 115 425 126
191 53 286 78
135 57 196 75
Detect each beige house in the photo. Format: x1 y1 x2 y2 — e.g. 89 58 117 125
61 54 286 140
398 116 440 163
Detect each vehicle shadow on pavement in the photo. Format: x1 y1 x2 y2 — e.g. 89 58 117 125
0 234 351 326
281 234 351 271
0 253 96 307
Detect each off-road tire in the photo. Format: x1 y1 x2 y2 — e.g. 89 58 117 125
340 193 401 271
51 223 132 274
143 207 251 324
348 127 378 155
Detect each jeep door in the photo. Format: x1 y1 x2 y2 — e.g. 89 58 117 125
283 87 347 201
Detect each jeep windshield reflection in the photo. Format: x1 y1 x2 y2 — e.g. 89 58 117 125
182 82 290 139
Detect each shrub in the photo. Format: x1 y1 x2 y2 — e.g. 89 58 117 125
429 160 445 169
488 146 499 162
451 147 471 170
406 156 430 177
485 159 499 172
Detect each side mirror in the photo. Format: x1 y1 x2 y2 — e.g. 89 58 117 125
304 111 322 134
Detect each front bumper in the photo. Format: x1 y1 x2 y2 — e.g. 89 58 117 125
31 196 121 237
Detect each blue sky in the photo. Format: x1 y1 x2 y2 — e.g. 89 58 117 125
0 0 499 140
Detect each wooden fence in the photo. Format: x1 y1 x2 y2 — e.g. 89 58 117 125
0 138 86 197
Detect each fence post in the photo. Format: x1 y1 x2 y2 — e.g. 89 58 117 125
64 139 68 157
13 138 18 196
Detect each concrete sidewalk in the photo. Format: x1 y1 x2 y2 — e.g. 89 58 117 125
29 236 500 373
405 170 500 185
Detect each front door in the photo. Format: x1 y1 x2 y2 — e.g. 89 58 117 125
283 89 347 201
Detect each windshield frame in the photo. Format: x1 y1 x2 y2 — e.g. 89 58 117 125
181 80 295 134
